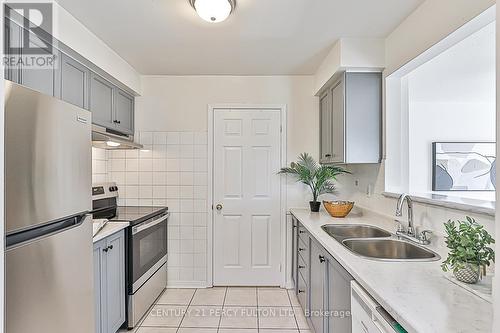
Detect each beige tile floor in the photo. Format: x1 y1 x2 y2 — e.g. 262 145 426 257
128 287 311 333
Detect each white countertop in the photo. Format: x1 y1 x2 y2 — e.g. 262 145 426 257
290 208 492 333
93 221 129 243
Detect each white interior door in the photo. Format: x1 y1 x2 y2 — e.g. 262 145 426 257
213 108 282 286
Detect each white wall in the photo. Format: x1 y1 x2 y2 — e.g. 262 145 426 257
313 38 385 94
385 0 496 76
136 75 318 166
407 22 496 199
51 1 141 94
102 75 318 286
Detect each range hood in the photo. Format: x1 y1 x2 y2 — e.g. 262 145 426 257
92 125 143 150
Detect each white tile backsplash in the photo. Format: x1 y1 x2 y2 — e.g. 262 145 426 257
101 131 209 286
92 148 108 183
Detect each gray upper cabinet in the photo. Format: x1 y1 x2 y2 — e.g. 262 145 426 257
4 12 135 137
91 73 135 135
319 72 382 164
20 31 58 96
59 53 90 109
114 88 134 135
331 80 345 163
4 20 60 96
93 230 126 333
4 18 22 83
319 91 333 163
90 73 116 129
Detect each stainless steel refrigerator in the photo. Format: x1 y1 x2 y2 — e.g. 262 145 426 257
5 82 94 333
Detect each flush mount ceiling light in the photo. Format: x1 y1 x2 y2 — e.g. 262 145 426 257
189 0 236 23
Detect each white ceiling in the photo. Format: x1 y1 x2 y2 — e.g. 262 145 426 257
55 0 424 75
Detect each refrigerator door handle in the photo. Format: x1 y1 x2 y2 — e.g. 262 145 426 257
6 213 89 249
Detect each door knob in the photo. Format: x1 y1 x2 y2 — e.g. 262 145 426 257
216 204 223 211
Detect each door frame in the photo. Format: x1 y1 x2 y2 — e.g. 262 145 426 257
207 104 288 287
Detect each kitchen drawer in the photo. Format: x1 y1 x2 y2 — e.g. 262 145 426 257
297 270 308 314
298 236 309 268
298 251 308 285
298 224 309 244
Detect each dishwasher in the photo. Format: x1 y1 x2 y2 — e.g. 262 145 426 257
350 281 407 333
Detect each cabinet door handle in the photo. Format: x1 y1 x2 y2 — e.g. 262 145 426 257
325 154 332 158
298 265 305 269
113 120 121 124
298 248 305 252
299 230 305 234
103 247 109 253
298 290 305 293
108 245 113 251
319 255 325 263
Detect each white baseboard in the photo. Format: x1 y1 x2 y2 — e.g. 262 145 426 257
166 281 208 288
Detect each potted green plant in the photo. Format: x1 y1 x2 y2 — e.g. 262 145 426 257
441 216 495 284
278 153 349 212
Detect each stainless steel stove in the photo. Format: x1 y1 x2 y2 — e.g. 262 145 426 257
92 182 169 329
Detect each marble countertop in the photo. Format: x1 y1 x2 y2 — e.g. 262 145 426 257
93 221 129 243
290 208 492 333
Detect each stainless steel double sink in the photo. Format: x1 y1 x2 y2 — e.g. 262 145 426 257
322 225 440 261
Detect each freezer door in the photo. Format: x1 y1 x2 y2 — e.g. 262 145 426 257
6 215 95 333
5 81 92 234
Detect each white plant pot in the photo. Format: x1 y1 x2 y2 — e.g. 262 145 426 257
454 263 480 284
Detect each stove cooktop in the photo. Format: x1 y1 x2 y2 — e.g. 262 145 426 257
110 206 168 224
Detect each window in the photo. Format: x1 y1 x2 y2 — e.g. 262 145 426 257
385 14 496 206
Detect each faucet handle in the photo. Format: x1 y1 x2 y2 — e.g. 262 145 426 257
395 220 405 233
419 230 433 243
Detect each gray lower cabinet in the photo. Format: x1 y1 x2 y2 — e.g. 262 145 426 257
292 217 299 293
94 239 105 333
310 241 327 333
326 253 353 332
93 230 126 333
59 53 90 109
294 221 354 333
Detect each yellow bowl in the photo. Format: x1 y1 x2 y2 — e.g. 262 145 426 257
323 200 354 218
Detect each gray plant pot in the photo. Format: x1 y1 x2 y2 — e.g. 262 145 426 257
454 263 480 284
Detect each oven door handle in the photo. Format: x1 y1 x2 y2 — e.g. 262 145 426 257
132 213 169 235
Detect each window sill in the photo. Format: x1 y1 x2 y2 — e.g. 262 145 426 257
382 192 495 217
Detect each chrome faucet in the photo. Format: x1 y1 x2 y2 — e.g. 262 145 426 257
394 194 432 245
395 193 414 236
